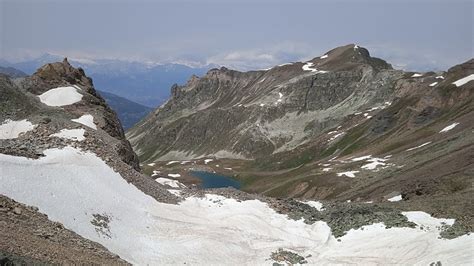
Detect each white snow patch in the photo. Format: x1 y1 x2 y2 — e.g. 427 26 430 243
156 177 182 188
320 54 328 59
337 171 359 178
224 167 233 170
402 211 455 230
322 167 332 172
439 122 459 133
429 82 438 87
436 76 444 79
204 159 214 164
302 62 328 73
351 155 373 162
304 201 324 211
38 86 83 107
151 170 161 177
167 173 181 178
328 132 345 142
387 194 403 202
354 44 359 49
147 163 156 166
406 142 432 151
259 103 265 107
0 119 36 139
361 158 387 170
50 128 85 141
166 161 180 165
1 148 472 265
71 114 96 130
452 74 474 87
167 189 182 196
411 73 423 78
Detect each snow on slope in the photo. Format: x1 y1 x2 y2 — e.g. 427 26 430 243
38 86 83 107
337 171 359 178
50 128 85 141
452 74 474 87
1 147 472 265
0 119 36 139
302 62 327 73
440 122 459 133
155 177 183 188
406 142 432 151
72 114 97 129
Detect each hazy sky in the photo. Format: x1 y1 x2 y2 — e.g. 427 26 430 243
1 0 472 70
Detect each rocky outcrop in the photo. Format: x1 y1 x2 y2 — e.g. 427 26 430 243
14 58 140 170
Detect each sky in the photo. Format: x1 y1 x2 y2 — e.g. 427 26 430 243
0 0 473 71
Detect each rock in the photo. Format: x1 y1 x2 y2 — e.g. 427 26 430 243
13 207 22 215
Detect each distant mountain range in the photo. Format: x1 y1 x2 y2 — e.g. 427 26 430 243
1 53 212 107
0 66 27 78
97 90 152 130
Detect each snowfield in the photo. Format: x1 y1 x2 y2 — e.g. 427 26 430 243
0 119 36 139
38 86 83 107
72 114 96 129
0 147 473 265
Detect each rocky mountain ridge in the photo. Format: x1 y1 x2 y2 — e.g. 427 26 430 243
128 44 471 162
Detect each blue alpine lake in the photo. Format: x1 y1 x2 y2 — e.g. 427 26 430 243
190 171 241 189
